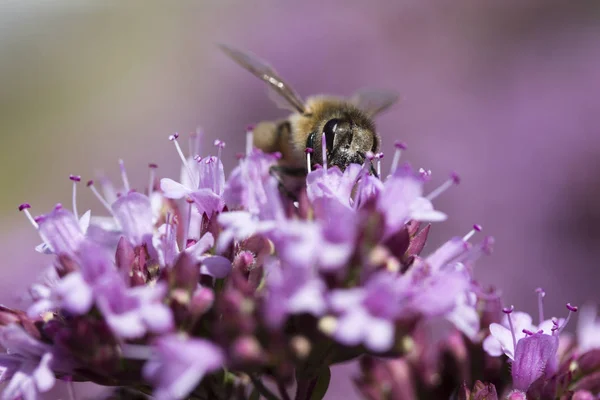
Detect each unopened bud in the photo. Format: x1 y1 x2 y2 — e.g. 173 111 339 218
171 288 191 305
172 252 199 292
318 316 337 336
115 237 135 274
231 336 262 363
190 287 214 315
506 390 526 400
290 336 311 360
233 250 255 272
573 390 595 400
369 245 391 267
471 381 498 400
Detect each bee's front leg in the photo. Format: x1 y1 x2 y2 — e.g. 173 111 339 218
268 165 306 202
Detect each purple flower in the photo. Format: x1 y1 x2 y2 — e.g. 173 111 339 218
403 267 471 318
153 220 180 267
329 272 403 352
27 271 93 317
160 134 226 217
483 295 579 392
311 197 358 271
143 334 223 400
0 325 68 400
377 165 447 236
354 172 384 209
95 277 174 339
222 149 280 214
263 258 326 328
483 291 565 360
189 157 226 217
11 122 508 400
28 241 118 318
306 163 362 210
446 290 480 340
483 311 538 360
185 232 232 278
111 192 155 248
36 206 86 258
217 211 278 253
512 332 559 392
0 353 54 400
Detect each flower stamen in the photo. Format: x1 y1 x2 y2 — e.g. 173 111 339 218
558 303 578 335
503 305 517 354
214 140 225 194
18 203 39 229
170 133 196 185
69 175 81 220
194 126 203 155
214 140 225 163
426 172 460 201
389 141 407 176
462 224 482 242
375 152 384 178
87 180 114 214
118 159 131 192
246 125 254 156
189 131 201 159
164 213 173 265
305 148 313 173
184 197 194 247
536 288 546 325
148 163 158 197
419 168 432 179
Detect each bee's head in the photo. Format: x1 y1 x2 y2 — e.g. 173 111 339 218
306 110 378 173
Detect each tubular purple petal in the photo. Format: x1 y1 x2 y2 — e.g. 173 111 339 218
512 333 559 391
37 207 85 257
111 192 154 247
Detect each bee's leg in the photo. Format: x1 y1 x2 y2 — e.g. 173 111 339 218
271 165 307 177
370 163 379 178
269 166 304 202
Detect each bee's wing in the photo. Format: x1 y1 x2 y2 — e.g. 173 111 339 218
219 44 306 114
350 89 399 117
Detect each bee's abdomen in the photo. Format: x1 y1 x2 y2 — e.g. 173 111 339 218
252 120 297 165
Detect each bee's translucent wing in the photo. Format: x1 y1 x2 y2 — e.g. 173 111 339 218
350 89 399 117
219 44 306 114
266 86 300 113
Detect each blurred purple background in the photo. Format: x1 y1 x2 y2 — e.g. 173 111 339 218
1 1 599 398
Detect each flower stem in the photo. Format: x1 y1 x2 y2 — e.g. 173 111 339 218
250 375 281 400
277 380 291 400
295 377 317 400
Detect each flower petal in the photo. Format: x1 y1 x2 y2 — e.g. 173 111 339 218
200 256 232 279
54 272 94 315
512 333 559 391
364 318 395 352
160 178 191 199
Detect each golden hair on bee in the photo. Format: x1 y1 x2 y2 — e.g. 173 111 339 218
219 44 399 174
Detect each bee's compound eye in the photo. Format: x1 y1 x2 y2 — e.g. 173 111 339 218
323 119 340 152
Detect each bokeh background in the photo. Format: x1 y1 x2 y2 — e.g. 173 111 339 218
1 1 599 398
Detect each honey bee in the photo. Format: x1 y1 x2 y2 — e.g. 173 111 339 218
219 44 398 178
